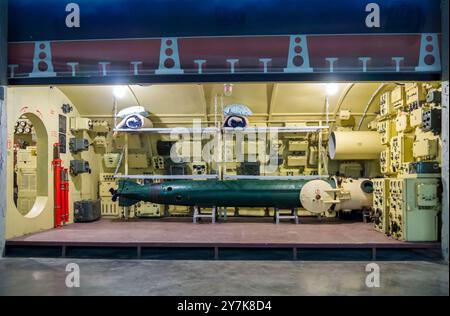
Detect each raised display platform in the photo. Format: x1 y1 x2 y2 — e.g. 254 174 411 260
4 218 441 260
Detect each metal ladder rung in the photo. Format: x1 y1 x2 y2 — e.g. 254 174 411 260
194 214 215 218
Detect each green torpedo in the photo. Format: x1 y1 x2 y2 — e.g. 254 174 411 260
112 179 338 209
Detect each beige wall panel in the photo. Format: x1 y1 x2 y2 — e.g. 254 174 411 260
5 87 99 239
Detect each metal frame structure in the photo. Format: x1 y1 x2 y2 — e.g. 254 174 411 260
0 1 448 260
441 0 449 263
112 97 330 181
0 0 8 256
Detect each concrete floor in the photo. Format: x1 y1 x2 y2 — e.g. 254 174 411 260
0 258 448 296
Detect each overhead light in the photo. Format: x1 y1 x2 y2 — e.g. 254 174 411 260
325 83 339 96
113 86 126 99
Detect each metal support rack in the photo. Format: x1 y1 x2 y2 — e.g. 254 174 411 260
275 208 299 225
193 206 217 224
112 112 331 224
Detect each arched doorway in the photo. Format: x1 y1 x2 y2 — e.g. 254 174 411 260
12 113 48 218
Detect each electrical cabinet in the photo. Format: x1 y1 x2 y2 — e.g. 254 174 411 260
410 107 429 128
99 173 117 197
407 162 441 175
16 147 37 169
377 120 396 145
395 111 412 133
390 135 414 174
422 108 441 134
380 149 390 174
17 169 37 194
380 92 393 117
128 153 149 169
69 138 90 154
70 160 91 176
134 202 163 218
59 115 67 154
103 153 121 169
17 169 37 215
70 117 92 132
413 138 439 160
74 200 101 223
98 174 121 217
288 140 308 152
426 89 441 104
287 155 308 167
373 178 390 233
338 110 355 127
389 178 440 241
114 134 142 150
391 86 406 109
405 83 426 110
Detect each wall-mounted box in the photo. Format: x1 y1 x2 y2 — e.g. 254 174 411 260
70 117 92 132
373 178 390 234
288 140 308 152
380 149 390 175
114 134 142 150
377 121 396 145
69 138 90 154
287 155 307 167
413 138 439 159
379 92 393 117
391 86 406 109
16 147 37 169
128 153 149 169
390 135 414 174
395 112 412 133
389 178 440 241
405 83 426 110
91 120 110 133
70 160 91 176
422 108 441 134
134 202 163 218
410 107 429 128
103 153 121 169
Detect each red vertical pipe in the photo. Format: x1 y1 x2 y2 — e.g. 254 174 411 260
52 144 62 228
63 168 69 224
60 168 66 225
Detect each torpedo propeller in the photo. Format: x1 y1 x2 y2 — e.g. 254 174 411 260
110 188 119 202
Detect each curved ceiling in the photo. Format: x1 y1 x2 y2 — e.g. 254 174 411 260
58 83 384 128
